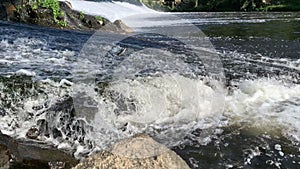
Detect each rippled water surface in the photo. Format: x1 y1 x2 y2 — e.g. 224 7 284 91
0 12 300 169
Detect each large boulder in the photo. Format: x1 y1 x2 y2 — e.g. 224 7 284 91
0 131 78 169
73 135 190 169
8 4 58 28
0 1 133 33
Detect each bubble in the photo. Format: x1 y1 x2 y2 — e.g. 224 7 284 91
72 13 225 158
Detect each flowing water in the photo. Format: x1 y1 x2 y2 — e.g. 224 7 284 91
0 1 300 168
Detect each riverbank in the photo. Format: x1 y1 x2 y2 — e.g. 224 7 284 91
142 0 300 12
0 0 132 33
0 7 299 169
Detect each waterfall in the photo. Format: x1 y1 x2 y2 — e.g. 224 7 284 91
60 0 156 22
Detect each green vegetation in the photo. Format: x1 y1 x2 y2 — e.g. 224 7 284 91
142 0 170 11
263 0 300 11
25 0 67 27
34 0 60 19
143 0 300 12
57 20 67 27
96 16 102 22
79 11 84 20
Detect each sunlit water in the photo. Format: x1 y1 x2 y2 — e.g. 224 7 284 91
0 11 300 169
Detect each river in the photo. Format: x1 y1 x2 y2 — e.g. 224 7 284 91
0 4 299 169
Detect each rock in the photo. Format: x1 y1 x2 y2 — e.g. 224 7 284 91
0 132 21 162
10 4 58 27
6 4 16 16
72 135 190 169
101 19 133 34
64 1 73 10
16 140 78 169
0 132 78 169
0 144 10 169
1 1 107 30
0 1 133 33
26 127 40 140
59 1 106 30
113 20 134 33
48 161 66 169
0 108 7 116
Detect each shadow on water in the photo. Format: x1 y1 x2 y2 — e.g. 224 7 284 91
201 20 300 40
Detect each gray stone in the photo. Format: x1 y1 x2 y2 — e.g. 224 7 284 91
0 132 78 169
73 135 190 169
102 19 134 34
0 144 10 169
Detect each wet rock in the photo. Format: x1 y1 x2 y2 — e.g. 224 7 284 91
64 1 73 10
0 1 107 31
0 132 21 162
49 96 74 113
0 108 7 116
16 140 78 169
113 20 134 33
0 132 78 169
0 1 133 33
0 144 10 169
52 128 63 139
26 127 40 140
73 135 190 169
59 1 106 30
10 4 57 28
48 161 66 169
102 19 134 34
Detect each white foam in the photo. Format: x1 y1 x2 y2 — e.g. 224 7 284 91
83 74 225 149
61 0 156 22
0 59 13 64
225 78 300 142
0 74 300 158
0 37 75 77
15 69 36 76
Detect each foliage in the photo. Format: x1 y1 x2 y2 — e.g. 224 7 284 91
79 11 84 20
37 0 60 20
25 0 67 27
59 11 65 17
263 0 300 11
57 20 67 27
141 0 171 11
96 16 102 22
147 0 300 12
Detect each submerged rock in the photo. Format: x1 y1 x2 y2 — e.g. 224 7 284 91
73 135 190 169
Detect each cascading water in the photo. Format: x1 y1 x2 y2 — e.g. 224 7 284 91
59 0 157 22
0 2 299 168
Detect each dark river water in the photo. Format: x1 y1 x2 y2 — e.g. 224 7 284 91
0 12 300 169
